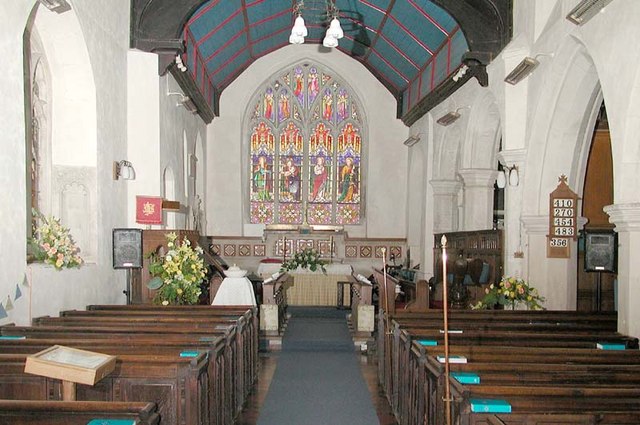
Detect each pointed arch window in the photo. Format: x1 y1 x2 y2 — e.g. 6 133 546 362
249 63 364 225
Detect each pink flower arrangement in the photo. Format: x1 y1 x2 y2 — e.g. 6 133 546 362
29 209 83 270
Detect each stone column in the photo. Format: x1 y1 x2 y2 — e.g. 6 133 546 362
429 179 462 233
604 203 640 337
458 169 498 231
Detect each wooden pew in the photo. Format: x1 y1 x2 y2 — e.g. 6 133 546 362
0 353 209 425
0 305 258 424
0 400 160 425
29 314 252 418
380 308 639 425
407 343 640 425
71 305 260 396
0 336 228 425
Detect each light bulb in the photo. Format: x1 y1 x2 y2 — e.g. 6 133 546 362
292 15 308 37
326 18 344 39
289 33 305 44
322 34 338 48
496 170 506 189
509 167 519 186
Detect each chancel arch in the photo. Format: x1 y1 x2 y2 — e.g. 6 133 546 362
246 61 366 227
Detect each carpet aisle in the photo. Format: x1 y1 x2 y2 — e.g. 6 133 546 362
257 307 380 425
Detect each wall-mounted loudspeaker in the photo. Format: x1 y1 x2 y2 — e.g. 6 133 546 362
584 230 617 273
112 229 143 269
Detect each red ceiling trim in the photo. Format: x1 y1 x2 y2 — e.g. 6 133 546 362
357 0 387 15
341 34 401 91
407 0 449 36
250 7 291 28
252 26 290 45
362 0 395 63
188 0 221 25
195 8 244 48
210 45 249 79
406 25 460 92
446 37 451 77
370 49 409 83
185 27 217 103
240 0 254 59
219 40 289 90
343 16 420 71
204 29 246 63
386 13 434 55
246 0 268 7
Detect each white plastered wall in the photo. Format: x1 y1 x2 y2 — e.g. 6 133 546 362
206 44 408 239
407 0 640 336
0 0 207 326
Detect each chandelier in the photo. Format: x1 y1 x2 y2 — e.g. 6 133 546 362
289 0 344 48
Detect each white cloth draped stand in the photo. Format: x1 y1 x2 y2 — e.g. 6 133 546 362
211 276 257 306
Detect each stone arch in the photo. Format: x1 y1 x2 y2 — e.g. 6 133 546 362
434 126 463 180
524 37 601 214
461 92 502 170
522 35 603 310
25 1 98 261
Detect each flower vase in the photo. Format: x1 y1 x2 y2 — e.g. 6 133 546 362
511 301 528 310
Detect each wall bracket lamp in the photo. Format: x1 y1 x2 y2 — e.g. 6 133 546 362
37 0 71 13
436 107 468 126
113 160 136 181
566 0 613 26
403 134 421 147
505 54 553 85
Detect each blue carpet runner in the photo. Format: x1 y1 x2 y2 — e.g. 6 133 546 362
257 307 379 425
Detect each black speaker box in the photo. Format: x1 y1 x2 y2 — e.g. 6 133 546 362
113 229 143 269
584 230 617 273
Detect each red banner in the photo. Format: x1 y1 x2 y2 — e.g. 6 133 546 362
136 196 163 225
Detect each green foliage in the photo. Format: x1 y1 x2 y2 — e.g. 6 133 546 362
146 232 205 305
280 248 326 274
471 276 545 310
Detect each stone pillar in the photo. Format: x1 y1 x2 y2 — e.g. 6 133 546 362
429 180 462 233
604 203 640 337
458 169 498 231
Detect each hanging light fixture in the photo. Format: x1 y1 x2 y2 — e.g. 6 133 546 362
289 1 307 44
289 0 343 48
496 170 506 189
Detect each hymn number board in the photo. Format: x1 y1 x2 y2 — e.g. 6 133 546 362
548 175 579 258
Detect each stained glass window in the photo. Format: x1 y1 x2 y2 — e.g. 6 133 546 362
249 62 363 225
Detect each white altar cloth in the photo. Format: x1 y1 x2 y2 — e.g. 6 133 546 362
211 276 257 306
256 263 353 306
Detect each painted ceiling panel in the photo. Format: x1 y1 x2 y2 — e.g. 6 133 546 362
367 51 406 89
184 0 471 102
132 0 511 124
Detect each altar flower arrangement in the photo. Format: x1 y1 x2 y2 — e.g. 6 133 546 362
147 232 205 305
29 209 83 270
471 276 545 310
280 247 326 273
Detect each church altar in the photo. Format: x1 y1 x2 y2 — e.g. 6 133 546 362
257 263 353 307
